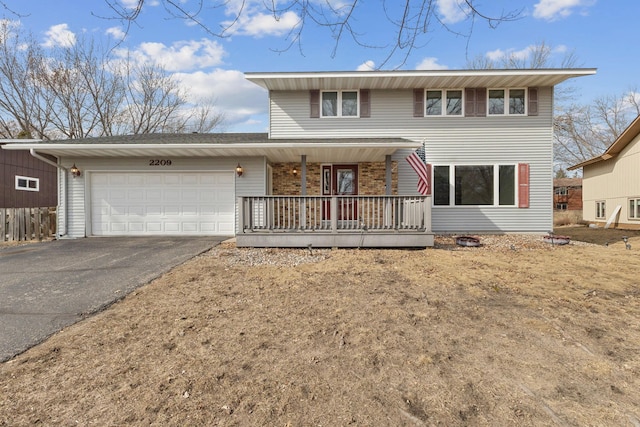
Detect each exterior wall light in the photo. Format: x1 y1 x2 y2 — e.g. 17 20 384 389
235 164 243 177
292 166 298 176
70 164 81 178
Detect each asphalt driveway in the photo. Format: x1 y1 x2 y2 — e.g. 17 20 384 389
0 237 224 362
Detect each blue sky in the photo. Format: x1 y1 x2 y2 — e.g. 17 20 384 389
1 0 637 132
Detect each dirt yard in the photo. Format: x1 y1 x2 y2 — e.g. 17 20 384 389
1 227 640 426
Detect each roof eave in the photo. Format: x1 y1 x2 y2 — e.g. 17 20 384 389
245 68 598 91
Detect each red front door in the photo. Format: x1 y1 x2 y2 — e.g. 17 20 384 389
323 164 358 220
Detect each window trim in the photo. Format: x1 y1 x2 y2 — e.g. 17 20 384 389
628 198 640 220
487 88 527 116
595 200 606 219
432 163 519 207
555 203 568 211
321 90 360 118
15 175 40 192
423 89 464 117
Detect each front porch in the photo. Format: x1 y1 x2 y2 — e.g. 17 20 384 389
237 195 433 248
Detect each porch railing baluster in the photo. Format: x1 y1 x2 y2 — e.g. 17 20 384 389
241 195 429 233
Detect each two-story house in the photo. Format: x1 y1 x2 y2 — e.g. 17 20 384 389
553 178 582 211
1 69 595 247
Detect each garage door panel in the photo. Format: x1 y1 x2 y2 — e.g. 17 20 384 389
91 172 235 236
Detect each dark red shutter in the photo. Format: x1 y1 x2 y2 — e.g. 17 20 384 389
465 88 476 117
310 90 320 118
413 89 424 117
528 87 538 116
475 88 486 117
360 89 370 118
518 163 530 208
465 88 486 117
426 163 432 196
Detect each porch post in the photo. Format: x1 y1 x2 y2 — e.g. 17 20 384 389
300 155 307 228
301 155 307 196
385 155 392 227
385 155 392 195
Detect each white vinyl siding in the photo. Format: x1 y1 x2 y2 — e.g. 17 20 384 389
390 87 554 233
269 88 550 139
60 157 266 238
271 86 552 233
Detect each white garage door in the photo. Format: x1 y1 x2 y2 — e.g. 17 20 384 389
90 172 235 236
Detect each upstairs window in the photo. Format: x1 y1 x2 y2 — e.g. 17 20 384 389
488 88 526 115
15 175 39 192
555 187 568 195
425 90 463 116
322 90 359 117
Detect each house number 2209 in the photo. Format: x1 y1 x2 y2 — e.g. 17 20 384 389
149 159 172 166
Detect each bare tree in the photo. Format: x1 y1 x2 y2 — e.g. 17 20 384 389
0 20 52 138
0 21 224 139
97 0 522 68
554 90 640 167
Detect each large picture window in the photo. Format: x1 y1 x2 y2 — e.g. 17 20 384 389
433 164 516 206
322 90 358 117
488 88 526 115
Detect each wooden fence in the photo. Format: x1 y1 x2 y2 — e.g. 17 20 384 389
1 207 56 242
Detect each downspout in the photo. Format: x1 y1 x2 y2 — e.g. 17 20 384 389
29 149 68 238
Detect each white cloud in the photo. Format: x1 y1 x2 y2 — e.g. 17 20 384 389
42 23 76 48
437 0 470 24
533 0 594 21
105 27 126 41
173 69 268 128
119 39 226 72
415 57 448 70
356 60 376 71
222 10 299 37
486 46 532 62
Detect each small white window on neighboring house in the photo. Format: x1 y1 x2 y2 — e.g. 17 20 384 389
15 175 39 192
629 198 640 220
596 200 606 219
555 187 568 195
555 203 567 211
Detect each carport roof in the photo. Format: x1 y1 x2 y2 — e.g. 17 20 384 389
1 133 422 163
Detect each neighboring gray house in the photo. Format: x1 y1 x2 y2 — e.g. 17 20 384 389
569 114 640 229
1 68 596 247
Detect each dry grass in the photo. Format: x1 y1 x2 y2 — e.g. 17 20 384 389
1 231 640 426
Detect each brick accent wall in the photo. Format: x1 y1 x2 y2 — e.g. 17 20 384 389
271 162 397 195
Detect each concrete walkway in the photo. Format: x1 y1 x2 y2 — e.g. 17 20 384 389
0 237 223 362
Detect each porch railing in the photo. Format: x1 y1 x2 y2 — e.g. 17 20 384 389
239 196 430 233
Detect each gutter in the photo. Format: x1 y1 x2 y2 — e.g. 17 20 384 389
29 149 67 239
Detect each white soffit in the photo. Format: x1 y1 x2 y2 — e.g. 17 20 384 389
245 69 597 91
2 141 421 163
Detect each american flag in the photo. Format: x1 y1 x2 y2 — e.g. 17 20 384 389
406 144 430 195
